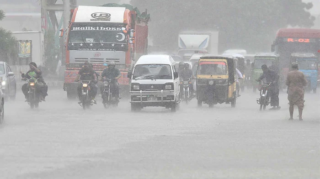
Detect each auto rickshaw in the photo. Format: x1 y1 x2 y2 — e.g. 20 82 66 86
196 56 237 108
251 54 279 92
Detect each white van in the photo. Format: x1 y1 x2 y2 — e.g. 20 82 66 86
128 55 180 112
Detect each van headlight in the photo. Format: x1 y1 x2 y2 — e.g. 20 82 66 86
165 84 173 90
132 84 140 90
1 81 6 86
209 80 214 85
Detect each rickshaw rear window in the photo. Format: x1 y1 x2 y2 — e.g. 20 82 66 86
199 61 227 75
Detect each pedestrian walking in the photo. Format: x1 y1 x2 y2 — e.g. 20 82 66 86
286 64 307 120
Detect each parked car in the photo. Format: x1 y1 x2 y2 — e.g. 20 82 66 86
0 83 5 123
0 62 17 100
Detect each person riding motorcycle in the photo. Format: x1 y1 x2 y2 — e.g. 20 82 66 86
257 64 280 109
179 63 194 96
76 62 98 103
21 62 48 101
100 61 121 101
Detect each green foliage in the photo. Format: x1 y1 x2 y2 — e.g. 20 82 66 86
0 9 18 64
44 30 59 72
0 10 4 20
131 0 315 53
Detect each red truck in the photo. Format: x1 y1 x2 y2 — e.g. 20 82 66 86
271 28 320 88
62 5 149 99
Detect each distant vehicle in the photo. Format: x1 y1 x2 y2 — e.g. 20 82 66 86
0 62 16 100
128 55 180 112
291 53 318 93
252 54 278 92
63 5 149 99
223 49 247 56
178 31 219 61
271 28 320 87
196 55 237 108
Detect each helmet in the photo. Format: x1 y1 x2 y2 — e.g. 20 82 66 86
184 63 190 68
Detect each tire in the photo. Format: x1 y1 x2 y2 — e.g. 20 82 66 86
35 102 39 108
82 97 86 110
231 96 236 108
171 102 177 112
260 104 263 111
253 87 256 93
263 104 267 110
197 100 202 107
131 104 141 112
313 88 317 93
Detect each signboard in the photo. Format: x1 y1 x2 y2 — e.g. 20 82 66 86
18 40 31 58
284 38 316 43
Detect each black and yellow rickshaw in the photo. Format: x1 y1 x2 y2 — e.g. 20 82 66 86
196 55 237 108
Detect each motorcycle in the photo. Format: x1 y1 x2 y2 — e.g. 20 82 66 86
102 79 119 108
27 78 41 109
180 79 191 104
257 82 270 110
79 80 93 110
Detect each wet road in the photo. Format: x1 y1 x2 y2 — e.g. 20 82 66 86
0 89 319 179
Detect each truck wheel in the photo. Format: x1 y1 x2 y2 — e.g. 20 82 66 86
131 104 141 112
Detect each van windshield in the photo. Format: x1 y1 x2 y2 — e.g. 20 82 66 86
133 64 172 80
198 61 227 75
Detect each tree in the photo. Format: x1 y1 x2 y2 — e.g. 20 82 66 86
0 10 18 64
131 0 315 53
44 29 59 74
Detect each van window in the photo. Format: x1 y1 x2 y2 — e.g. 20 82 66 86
133 64 172 80
0 64 5 75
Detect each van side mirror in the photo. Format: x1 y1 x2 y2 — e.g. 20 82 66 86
174 72 178 79
127 71 132 78
8 72 14 76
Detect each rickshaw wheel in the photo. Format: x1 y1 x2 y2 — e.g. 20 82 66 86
231 95 237 108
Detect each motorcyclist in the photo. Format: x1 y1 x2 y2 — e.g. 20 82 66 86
21 62 48 101
100 61 121 101
257 64 280 109
179 63 194 96
75 62 98 103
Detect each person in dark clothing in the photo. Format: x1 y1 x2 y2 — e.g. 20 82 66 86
179 63 194 96
21 62 48 101
76 62 98 102
257 64 280 109
100 61 121 99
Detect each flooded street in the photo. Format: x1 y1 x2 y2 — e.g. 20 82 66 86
0 89 319 179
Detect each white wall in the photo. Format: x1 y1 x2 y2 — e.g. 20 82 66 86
12 31 44 66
